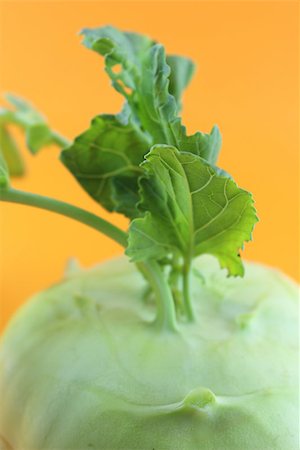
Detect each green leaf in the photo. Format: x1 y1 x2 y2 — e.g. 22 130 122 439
64 27 220 219
61 114 151 218
81 26 220 163
0 94 67 154
166 54 195 110
0 125 25 177
169 122 222 164
126 145 258 276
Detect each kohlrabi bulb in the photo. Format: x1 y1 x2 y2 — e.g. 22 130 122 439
0 256 298 450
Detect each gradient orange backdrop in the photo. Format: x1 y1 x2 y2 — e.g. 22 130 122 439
0 1 299 331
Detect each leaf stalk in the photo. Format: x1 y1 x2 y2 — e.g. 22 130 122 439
0 188 128 247
1 188 178 331
138 260 177 331
182 259 195 321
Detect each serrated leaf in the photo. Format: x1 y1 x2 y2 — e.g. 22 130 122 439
166 54 195 110
81 26 220 163
126 145 258 276
63 27 221 220
61 114 151 218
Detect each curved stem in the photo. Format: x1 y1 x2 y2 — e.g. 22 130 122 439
183 259 195 321
1 188 178 331
51 132 71 149
139 260 177 332
0 188 128 247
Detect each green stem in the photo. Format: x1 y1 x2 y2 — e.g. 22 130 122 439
1 188 178 331
51 132 71 149
183 259 195 321
139 260 177 331
0 188 128 247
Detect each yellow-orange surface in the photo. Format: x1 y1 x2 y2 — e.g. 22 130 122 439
0 1 299 331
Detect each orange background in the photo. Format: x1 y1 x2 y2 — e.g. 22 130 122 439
0 1 299 331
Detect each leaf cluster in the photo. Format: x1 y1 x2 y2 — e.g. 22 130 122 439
61 26 257 276
0 26 258 278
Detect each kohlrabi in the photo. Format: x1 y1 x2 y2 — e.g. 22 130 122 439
0 26 298 450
